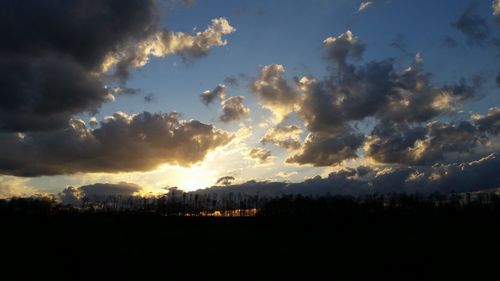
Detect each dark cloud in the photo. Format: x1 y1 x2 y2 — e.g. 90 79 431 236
366 109 500 165
144 93 156 103
297 59 396 133
261 125 303 150
453 2 490 46
0 55 109 132
219 96 250 122
216 176 235 186
378 56 478 124
286 129 364 166
323 30 365 72
0 1 234 133
476 107 500 134
366 122 475 165
61 182 142 205
0 112 232 176
249 147 272 164
0 0 159 132
196 153 500 196
223 76 240 87
200 84 226 106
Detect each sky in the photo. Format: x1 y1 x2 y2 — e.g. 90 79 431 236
2 0 500 199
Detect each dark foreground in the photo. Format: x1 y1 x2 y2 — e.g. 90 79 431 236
2 196 500 279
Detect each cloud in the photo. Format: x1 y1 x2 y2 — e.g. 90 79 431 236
107 17 235 81
200 84 226 106
286 128 364 166
248 147 272 164
323 30 365 72
219 96 250 122
366 108 500 165
261 125 303 150
161 17 235 62
0 176 38 199
216 176 235 186
0 112 232 176
453 2 490 46
144 93 156 103
251 64 300 121
195 153 500 196
251 32 479 167
358 2 373 12
275 171 298 178
493 0 500 24
60 182 142 204
476 107 500 134
0 0 158 132
0 0 234 133
223 76 240 87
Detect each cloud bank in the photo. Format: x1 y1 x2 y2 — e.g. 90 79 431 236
0 112 232 176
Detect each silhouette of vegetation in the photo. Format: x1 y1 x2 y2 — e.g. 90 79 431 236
4 190 500 218
2 192 500 279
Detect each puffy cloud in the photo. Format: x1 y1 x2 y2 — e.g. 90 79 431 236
159 17 235 62
89 117 99 128
358 2 373 12
286 129 364 166
476 107 500 134
106 17 235 81
249 32 478 167
200 84 226 106
219 96 250 122
293 31 479 167
61 182 142 204
248 147 272 164
110 17 235 80
297 59 395 133
378 54 477 124
0 0 234 133
251 64 300 121
0 112 232 176
366 109 500 165
323 30 365 72
366 122 474 165
261 125 303 150
453 2 490 46
196 153 500 196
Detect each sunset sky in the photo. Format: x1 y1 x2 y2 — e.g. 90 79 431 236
2 0 500 198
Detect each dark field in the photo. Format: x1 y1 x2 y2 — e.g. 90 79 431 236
2 196 500 279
